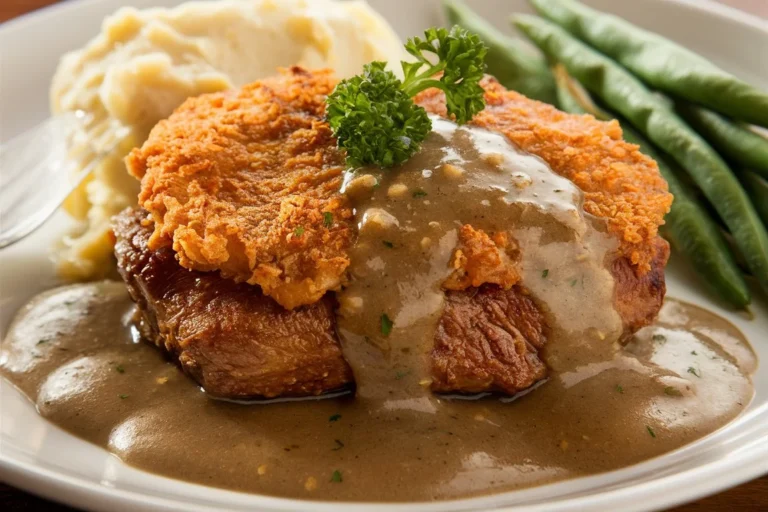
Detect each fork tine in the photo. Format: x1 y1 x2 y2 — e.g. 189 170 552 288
0 110 130 249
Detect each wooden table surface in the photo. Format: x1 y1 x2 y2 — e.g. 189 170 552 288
1 0 767 510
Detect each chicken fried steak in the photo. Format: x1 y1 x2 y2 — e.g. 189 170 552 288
119 68 671 399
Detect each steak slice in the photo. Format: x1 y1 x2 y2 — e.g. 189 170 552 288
113 208 549 398
113 208 354 398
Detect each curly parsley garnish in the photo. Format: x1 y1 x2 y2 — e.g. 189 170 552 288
326 26 487 167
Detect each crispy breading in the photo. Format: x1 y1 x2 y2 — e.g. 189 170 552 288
444 225 520 290
415 77 673 273
125 67 353 309
127 69 671 311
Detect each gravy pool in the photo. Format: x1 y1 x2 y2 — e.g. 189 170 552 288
0 283 754 501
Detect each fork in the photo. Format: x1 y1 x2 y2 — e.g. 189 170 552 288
0 111 130 249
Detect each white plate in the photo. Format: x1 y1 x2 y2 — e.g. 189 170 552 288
1 0 767 511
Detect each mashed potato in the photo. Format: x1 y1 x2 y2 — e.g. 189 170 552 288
50 0 405 280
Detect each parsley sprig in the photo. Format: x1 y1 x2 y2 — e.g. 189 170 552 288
326 26 487 168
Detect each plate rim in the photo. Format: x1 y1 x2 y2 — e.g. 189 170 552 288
1 0 767 511
2 399 767 512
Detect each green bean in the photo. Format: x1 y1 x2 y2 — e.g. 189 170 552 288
553 67 750 307
514 14 768 297
738 170 768 229
553 64 606 117
442 0 557 104
675 102 768 179
528 0 768 127
553 65 587 115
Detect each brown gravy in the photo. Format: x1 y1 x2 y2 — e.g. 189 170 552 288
0 282 755 501
0 118 757 501
337 117 620 403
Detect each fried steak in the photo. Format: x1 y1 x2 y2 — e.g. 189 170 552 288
116 68 671 399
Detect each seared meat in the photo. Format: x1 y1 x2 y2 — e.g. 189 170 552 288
431 285 547 394
113 209 354 398
113 208 548 398
612 237 669 335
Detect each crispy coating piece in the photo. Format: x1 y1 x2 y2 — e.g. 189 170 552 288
445 225 520 290
415 76 673 273
125 67 353 309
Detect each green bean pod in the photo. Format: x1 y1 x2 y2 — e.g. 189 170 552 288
529 0 768 127
675 102 768 179
442 0 557 104
553 65 587 115
554 68 750 307
738 170 768 229
514 14 768 296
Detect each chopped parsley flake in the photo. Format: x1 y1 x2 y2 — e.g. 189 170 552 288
691 350 698 355
652 334 666 343
381 313 394 336
615 384 624 394
687 367 701 378
646 426 656 438
115 364 125 374
383 240 394 248
569 278 578 287
541 269 549 278
294 226 305 237
118 394 129 399
329 414 342 422
36 339 49 345
412 189 428 198
664 386 682 396
331 470 343 483
323 212 333 228
332 439 345 451
395 370 410 380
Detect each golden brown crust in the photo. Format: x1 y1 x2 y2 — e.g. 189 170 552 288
129 69 670 312
125 67 353 310
444 225 520 291
415 77 673 274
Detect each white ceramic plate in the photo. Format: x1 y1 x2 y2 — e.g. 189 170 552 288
1 0 767 511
